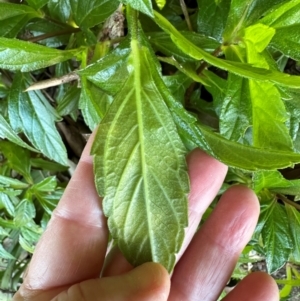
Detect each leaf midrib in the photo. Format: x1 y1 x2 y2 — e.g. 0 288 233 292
132 41 155 259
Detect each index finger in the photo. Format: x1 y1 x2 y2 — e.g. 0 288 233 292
14 132 108 301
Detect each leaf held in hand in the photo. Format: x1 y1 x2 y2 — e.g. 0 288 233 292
92 45 189 272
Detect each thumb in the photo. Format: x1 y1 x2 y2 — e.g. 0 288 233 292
50 262 170 301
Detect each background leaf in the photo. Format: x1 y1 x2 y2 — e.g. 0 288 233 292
196 0 231 42
260 197 293 273
0 37 81 72
122 0 153 17
0 3 42 38
70 0 119 29
8 73 68 166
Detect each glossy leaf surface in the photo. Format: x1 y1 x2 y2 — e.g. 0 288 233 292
70 0 119 29
0 3 42 38
154 10 300 88
260 198 292 273
8 73 68 166
0 37 80 72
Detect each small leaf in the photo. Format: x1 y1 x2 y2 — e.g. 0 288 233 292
244 23 275 53
0 3 42 38
70 0 119 29
148 31 220 62
31 176 57 193
0 244 15 260
0 192 15 217
92 44 188 272
78 47 130 95
47 0 71 23
0 37 81 72
0 175 29 190
155 0 166 10
122 0 153 17
26 0 48 9
0 114 36 152
79 78 112 130
197 0 231 42
153 10 300 88
56 85 80 117
8 73 68 166
285 204 300 262
0 141 32 182
26 20 70 48
260 0 300 28
198 126 300 170
260 197 292 273
220 74 252 143
14 199 36 227
223 0 286 41
252 170 300 195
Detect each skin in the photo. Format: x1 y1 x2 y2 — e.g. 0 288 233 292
13 133 279 301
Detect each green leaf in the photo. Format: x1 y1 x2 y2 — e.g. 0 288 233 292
259 0 300 60
31 176 57 193
220 74 252 143
158 56 211 86
148 31 220 62
122 0 153 17
260 197 292 273
198 126 300 170
56 85 80 117
70 0 119 29
26 20 70 48
249 80 292 150
14 199 36 227
92 44 189 272
8 73 68 166
244 23 275 53
30 158 68 172
0 176 29 190
196 0 231 42
0 114 36 152
26 0 48 9
0 141 32 182
0 192 14 217
155 0 166 10
0 244 15 260
285 204 300 262
78 48 130 95
260 0 300 28
47 0 71 24
79 78 112 130
0 3 42 38
0 37 81 72
153 10 300 88
223 0 286 42
252 170 300 195
241 26 293 150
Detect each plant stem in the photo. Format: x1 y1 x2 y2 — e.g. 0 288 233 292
127 5 139 41
184 46 222 106
180 0 193 31
278 194 300 210
25 28 81 43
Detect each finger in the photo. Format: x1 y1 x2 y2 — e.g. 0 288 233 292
14 131 108 301
223 272 279 301
102 149 227 276
169 185 259 301
50 263 170 301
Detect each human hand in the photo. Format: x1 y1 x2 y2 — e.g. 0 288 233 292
13 133 279 301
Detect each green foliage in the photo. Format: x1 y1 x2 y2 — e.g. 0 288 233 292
0 0 300 299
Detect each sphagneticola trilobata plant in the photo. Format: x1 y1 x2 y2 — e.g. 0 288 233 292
1 0 300 297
